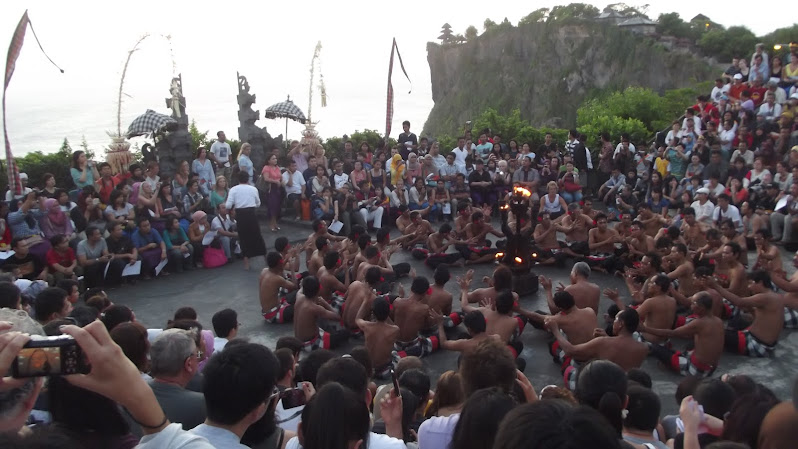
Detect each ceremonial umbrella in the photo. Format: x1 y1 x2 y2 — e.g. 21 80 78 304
264 96 307 143
126 109 177 138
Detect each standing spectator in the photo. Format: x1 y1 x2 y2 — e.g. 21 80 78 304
210 131 233 182
77 225 112 288
162 216 194 272
282 160 306 222
192 146 216 195
451 137 469 173
71 150 99 190
226 171 267 270
237 142 254 185
398 120 418 158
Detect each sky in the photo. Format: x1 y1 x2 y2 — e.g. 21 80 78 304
0 0 794 157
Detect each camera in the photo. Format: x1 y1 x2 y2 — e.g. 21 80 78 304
281 387 306 409
12 335 91 378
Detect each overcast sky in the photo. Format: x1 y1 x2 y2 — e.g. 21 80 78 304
0 0 794 156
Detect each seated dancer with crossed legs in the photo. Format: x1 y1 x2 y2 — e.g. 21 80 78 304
259 252 297 324
293 275 349 352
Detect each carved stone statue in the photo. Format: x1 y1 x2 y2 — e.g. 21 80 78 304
236 72 282 171
152 74 192 177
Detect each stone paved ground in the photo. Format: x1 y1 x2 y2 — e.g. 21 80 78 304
109 217 798 415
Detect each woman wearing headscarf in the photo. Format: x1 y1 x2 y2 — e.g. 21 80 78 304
390 153 406 188
39 198 75 241
187 210 210 267
405 152 423 186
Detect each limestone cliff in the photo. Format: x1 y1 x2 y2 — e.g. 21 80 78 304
423 21 715 137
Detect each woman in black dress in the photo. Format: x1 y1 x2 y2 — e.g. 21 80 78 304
225 171 267 270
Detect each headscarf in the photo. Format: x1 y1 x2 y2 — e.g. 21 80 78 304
45 198 67 227
390 154 405 186
407 152 420 171
192 210 207 223
129 182 141 205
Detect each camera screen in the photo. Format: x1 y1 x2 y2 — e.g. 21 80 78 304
16 347 61 376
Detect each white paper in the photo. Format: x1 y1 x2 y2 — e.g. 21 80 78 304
0 250 15 260
148 209 156 217
122 261 142 276
103 260 111 278
183 251 191 258
443 203 452 214
775 196 789 211
154 258 168 276
202 230 217 246
329 220 344 234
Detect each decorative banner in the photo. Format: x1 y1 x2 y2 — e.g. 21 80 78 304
385 38 411 140
3 10 62 195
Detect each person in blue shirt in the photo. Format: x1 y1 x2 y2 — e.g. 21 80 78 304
131 217 168 277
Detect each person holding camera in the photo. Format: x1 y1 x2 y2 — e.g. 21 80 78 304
70 150 100 190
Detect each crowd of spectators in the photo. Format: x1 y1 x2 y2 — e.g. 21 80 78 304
1 42 798 449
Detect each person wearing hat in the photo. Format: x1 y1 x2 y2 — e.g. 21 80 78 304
729 73 746 101
4 172 32 202
690 187 715 226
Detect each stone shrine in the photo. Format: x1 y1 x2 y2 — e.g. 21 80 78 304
236 72 281 172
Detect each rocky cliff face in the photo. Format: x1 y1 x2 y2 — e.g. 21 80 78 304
423 21 715 137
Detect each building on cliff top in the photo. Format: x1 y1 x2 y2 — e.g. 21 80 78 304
617 16 657 35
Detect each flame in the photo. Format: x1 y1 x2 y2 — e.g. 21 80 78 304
531 253 538 258
495 252 505 259
513 186 532 198
514 257 523 264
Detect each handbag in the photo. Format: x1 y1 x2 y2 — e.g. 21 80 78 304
203 246 227 268
256 174 271 194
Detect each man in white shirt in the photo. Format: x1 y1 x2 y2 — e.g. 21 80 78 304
758 92 782 121
5 172 32 202
211 203 239 260
282 161 307 221
429 143 447 171
690 188 715 226
712 193 743 232
331 161 350 190
210 308 238 352
451 137 469 172
719 120 737 153
710 78 730 104
766 80 786 105
681 108 702 134
210 131 233 182
189 343 280 448
613 134 637 157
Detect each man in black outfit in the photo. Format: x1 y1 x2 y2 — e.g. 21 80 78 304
397 120 418 160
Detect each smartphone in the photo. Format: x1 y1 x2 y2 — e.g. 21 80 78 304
391 368 401 395
280 387 306 409
12 335 90 378
92 198 100 206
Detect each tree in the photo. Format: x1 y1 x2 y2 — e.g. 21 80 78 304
465 25 478 41
438 23 455 44
189 119 211 153
698 26 757 62
547 3 600 23
656 12 694 40
519 8 550 25
483 18 497 32
500 17 512 28
604 3 650 18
